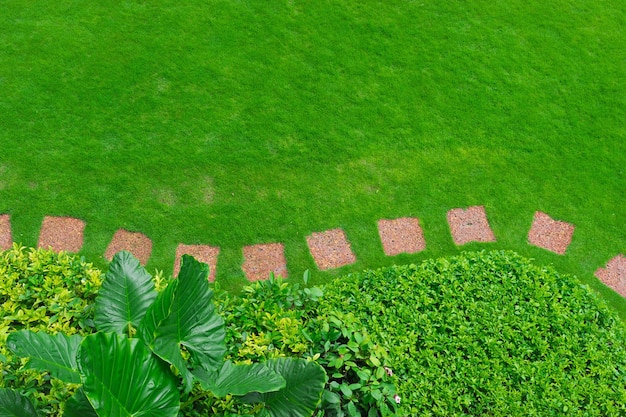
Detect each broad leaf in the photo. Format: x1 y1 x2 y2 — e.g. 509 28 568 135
94 251 157 335
194 360 286 397
243 358 326 417
6 330 81 383
63 389 98 417
77 332 179 417
138 255 226 390
0 388 38 417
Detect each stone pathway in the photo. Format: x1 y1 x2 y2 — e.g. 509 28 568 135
0 208 624 297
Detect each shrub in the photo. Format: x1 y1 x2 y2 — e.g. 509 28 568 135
319 250 626 416
3 252 326 417
215 273 400 417
0 244 102 415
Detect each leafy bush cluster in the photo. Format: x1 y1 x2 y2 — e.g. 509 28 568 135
3 247 625 416
215 274 399 416
0 244 102 415
2 252 326 416
319 250 626 416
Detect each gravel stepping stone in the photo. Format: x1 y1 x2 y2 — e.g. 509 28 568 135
306 228 356 270
0 214 12 250
528 211 574 255
242 243 287 282
595 255 626 298
378 217 426 256
447 205 496 245
174 244 220 282
105 229 152 265
37 216 85 253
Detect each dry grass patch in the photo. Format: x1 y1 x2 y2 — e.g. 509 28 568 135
37 216 85 253
0 214 12 250
528 211 575 255
378 217 426 256
174 243 220 281
241 243 287 282
105 229 152 265
306 228 356 270
447 205 496 245
595 254 626 298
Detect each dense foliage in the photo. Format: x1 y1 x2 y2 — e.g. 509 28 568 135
3 252 326 416
0 245 102 415
318 250 626 416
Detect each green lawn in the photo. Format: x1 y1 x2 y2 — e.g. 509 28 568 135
0 1 624 315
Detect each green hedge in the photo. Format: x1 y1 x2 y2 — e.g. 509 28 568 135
0 244 102 415
318 250 626 416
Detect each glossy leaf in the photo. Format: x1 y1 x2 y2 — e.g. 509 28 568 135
63 389 98 417
0 388 38 417
6 330 81 384
94 251 157 335
243 358 326 417
194 360 286 397
138 255 226 389
77 332 179 417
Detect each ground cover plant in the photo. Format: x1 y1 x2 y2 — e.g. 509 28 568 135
318 250 626 415
0 1 624 317
2 251 326 416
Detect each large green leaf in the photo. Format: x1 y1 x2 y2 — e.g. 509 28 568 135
138 255 226 389
63 389 98 417
94 251 157 335
0 388 38 417
243 358 326 417
77 332 179 417
6 330 81 384
194 360 286 397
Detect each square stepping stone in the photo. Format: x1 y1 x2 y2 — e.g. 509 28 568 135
378 217 426 256
595 255 626 298
306 228 356 270
105 229 152 265
0 214 12 250
37 216 85 253
447 205 496 245
174 244 220 282
242 243 287 282
527 211 574 255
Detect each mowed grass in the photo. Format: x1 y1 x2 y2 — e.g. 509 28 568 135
0 1 624 315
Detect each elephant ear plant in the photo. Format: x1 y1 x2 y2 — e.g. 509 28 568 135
1 251 326 416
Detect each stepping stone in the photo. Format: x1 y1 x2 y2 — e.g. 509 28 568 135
0 214 12 250
174 244 220 282
595 255 626 298
378 217 426 256
306 228 356 270
37 216 85 253
447 205 496 245
527 211 574 255
105 229 152 265
242 243 287 282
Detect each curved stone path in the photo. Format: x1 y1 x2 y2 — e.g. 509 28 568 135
0 207 623 297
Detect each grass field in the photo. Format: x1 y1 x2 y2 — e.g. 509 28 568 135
0 1 624 315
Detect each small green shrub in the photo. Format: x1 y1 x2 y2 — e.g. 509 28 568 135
4 251 326 416
320 250 626 416
0 244 102 415
215 273 399 417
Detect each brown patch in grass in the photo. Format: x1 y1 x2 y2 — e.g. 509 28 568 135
528 211 574 255
447 206 496 245
595 255 626 298
37 216 85 253
378 217 426 256
105 229 152 265
174 244 220 282
306 228 356 270
242 243 288 282
0 214 12 250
